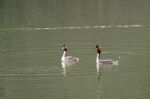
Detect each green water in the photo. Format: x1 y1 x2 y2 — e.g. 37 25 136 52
0 0 150 99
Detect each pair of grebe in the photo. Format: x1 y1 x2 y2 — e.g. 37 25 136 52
61 44 119 65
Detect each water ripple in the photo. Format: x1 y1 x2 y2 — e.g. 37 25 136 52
0 25 144 31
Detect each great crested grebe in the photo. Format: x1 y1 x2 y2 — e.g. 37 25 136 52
61 44 79 62
96 45 119 65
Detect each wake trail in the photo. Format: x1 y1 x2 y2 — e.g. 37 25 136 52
0 25 144 31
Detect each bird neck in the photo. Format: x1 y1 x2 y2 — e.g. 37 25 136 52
96 53 100 62
61 51 66 61
62 51 66 57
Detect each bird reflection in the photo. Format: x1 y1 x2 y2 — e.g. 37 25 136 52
96 62 104 99
96 62 102 80
61 61 77 76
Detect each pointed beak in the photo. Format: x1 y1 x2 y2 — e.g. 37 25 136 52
62 45 65 50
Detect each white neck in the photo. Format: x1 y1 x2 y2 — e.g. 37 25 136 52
96 53 100 62
61 51 66 61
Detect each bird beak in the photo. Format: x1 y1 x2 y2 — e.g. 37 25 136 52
61 45 65 49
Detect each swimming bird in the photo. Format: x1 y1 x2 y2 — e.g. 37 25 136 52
96 45 119 65
61 44 79 62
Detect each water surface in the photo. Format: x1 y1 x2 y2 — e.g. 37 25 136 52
0 0 150 99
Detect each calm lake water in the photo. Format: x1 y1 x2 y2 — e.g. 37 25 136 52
0 0 150 99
